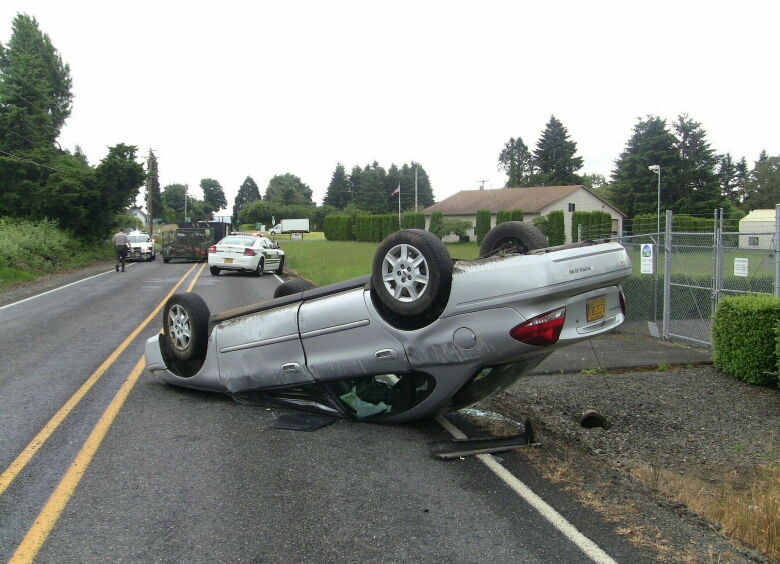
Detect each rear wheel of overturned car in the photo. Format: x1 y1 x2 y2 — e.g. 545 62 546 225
479 221 548 258
162 293 210 362
371 229 453 318
275 256 285 274
273 277 316 298
254 257 265 276
209 266 220 276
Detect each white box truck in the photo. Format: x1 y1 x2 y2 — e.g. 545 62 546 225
270 219 310 234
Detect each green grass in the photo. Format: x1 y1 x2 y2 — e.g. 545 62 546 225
624 246 775 278
278 238 479 285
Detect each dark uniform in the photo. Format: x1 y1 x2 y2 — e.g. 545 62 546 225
113 231 130 272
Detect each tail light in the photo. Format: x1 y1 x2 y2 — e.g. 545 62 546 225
243 248 256 256
207 245 216 254
510 307 566 347
619 287 626 315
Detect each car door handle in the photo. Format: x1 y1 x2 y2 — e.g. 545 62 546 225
281 363 301 373
374 349 398 361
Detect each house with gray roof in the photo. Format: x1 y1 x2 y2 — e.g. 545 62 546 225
423 185 625 243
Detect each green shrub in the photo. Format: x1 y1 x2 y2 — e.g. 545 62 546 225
547 210 565 245
510 209 524 222
496 210 510 225
401 212 425 230
712 294 780 386
476 209 491 244
532 216 549 239
429 211 443 236
777 323 780 377
324 215 354 241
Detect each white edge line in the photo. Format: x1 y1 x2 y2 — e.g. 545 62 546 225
272 274 284 284
0 265 134 312
435 415 617 564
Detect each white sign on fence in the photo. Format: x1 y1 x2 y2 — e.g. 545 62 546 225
640 244 654 274
734 258 749 277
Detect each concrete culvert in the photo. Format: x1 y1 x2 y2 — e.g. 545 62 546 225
579 409 610 429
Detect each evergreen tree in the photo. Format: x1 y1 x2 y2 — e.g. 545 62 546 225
0 14 72 150
323 163 350 209
743 155 780 210
611 116 681 218
717 154 740 206
265 173 313 206
145 149 160 224
400 162 434 210
672 114 723 214
232 176 261 222
89 144 146 236
200 178 227 215
355 162 387 214
735 157 749 204
498 136 535 187
532 115 583 186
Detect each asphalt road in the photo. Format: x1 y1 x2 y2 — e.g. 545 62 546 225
0 259 656 563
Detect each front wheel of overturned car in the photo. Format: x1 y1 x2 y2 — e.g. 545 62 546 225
273 277 316 298
209 266 220 276
479 221 548 258
371 229 453 318
162 293 210 362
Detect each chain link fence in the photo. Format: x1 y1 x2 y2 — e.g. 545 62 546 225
580 207 780 347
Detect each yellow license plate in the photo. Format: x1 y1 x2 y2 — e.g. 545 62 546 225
586 297 606 322
224 258 233 263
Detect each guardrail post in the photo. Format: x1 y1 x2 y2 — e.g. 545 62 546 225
662 210 672 339
775 204 780 298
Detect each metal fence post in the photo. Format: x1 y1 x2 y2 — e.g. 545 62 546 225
662 210 672 339
712 208 721 316
775 204 780 298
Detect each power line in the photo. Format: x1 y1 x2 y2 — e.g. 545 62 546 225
0 149 72 175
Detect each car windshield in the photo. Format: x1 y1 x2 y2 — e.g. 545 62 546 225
127 235 149 243
219 237 255 246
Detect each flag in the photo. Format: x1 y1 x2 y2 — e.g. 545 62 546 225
391 183 400 196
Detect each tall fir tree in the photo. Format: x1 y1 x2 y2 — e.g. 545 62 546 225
145 149 160 224
232 176 261 223
672 114 723 214
743 155 780 210
611 116 681 218
355 162 387 213
735 157 749 204
323 163 350 209
498 136 535 187
717 154 740 206
532 115 583 186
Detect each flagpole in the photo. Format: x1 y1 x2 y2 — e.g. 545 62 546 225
397 182 401 228
414 164 418 213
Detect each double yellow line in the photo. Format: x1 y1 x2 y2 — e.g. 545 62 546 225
5 262 207 563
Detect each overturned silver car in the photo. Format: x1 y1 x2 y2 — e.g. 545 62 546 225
145 223 631 423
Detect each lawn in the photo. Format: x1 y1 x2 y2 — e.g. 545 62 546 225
278 236 479 285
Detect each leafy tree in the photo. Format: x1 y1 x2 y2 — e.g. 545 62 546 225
580 173 608 191
200 178 226 215
672 114 723 214
232 176 261 223
532 115 583 186
323 163 350 209
498 136 535 187
265 173 314 206
428 211 443 236
145 149 160 225
88 144 145 237
432 218 472 240
161 183 186 223
743 155 780 210
0 14 72 150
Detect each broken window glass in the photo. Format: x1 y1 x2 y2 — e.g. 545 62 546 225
329 372 435 419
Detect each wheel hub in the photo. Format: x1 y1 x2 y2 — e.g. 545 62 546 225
382 243 429 302
168 304 191 350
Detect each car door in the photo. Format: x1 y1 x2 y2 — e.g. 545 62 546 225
298 288 410 381
259 238 280 270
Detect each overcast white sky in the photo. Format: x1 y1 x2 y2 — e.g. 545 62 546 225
1 0 777 215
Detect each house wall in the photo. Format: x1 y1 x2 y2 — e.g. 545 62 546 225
541 189 623 243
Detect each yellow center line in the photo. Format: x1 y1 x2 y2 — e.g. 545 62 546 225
0 262 198 496
9 261 208 562
9 356 147 563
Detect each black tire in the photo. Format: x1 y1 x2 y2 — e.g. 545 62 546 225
162 293 210 362
275 256 285 275
152 252 157 261
163 257 170 264
254 257 265 276
209 266 220 276
274 278 316 298
371 229 453 317
479 221 548 258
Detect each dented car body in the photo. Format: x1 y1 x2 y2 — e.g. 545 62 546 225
145 225 631 423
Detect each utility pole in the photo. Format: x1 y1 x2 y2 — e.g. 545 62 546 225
146 149 153 238
477 179 489 190
184 184 188 223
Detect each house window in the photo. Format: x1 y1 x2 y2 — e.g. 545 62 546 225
568 203 575 212
748 236 759 246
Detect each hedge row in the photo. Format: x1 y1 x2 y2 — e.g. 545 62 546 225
573 211 612 241
632 214 718 236
712 294 780 386
476 210 491 244
323 215 353 241
401 212 425 230
496 209 524 224
353 214 397 242
547 210 565 245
